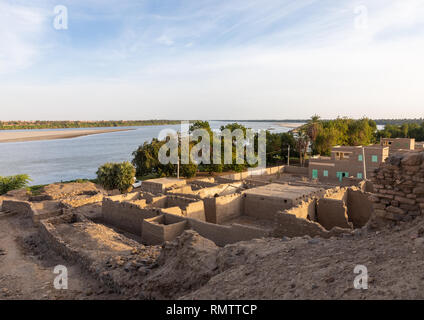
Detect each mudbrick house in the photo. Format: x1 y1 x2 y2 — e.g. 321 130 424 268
380 137 415 152
308 145 389 182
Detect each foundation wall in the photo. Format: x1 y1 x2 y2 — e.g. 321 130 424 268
166 185 194 195
243 194 293 220
141 181 163 194
284 198 317 220
185 201 206 221
272 211 349 239
141 215 188 245
347 189 373 228
282 166 309 175
316 198 352 230
150 196 168 207
211 193 243 224
187 218 268 247
102 197 160 235
2 200 34 216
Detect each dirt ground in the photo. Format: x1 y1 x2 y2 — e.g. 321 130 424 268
0 212 122 300
181 217 424 300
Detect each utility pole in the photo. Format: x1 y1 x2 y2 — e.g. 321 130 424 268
177 132 180 179
362 147 367 180
287 145 290 166
177 158 180 179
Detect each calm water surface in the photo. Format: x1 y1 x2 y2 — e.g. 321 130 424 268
0 121 294 185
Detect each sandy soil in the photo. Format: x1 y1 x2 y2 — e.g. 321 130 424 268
0 128 132 143
181 218 424 300
0 212 122 300
277 122 305 129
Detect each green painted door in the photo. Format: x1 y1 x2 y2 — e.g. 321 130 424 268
336 172 348 182
312 169 318 179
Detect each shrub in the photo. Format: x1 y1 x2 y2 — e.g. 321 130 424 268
96 162 135 193
0 174 31 195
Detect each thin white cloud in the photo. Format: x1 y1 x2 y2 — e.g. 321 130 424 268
156 35 174 46
1 0 424 120
0 2 47 74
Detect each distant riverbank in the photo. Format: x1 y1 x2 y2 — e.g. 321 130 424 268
0 120 181 130
0 128 133 143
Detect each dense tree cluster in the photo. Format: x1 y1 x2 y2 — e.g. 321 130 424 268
377 122 424 141
132 121 265 179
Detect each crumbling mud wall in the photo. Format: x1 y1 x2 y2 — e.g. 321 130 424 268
203 193 243 224
282 166 309 175
278 186 372 231
347 188 373 228
38 213 161 297
272 211 350 239
369 152 424 226
102 196 160 235
283 198 317 220
2 200 34 216
184 201 206 221
141 214 187 245
316 198 352 230
1 199 63 224
60 194 104 208
243 194 292 220
187 218 269 247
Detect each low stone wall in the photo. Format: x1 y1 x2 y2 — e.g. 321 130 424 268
369 152 424 225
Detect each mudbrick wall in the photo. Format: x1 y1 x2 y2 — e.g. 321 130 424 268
369 152 424 225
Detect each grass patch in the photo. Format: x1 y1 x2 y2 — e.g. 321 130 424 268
27 184 47 196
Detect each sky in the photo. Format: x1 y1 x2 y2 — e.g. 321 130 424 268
1 0 424 120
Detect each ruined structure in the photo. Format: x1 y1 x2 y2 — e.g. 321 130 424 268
0 166 381 300
369 152 424 225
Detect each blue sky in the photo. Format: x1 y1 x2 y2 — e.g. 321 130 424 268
1 0 424 120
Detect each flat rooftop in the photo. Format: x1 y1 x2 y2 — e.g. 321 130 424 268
142 178 186 186
332 145 387 151
242 183 324 201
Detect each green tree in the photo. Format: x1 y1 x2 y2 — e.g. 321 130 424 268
96 162 135 193
0 174 31 195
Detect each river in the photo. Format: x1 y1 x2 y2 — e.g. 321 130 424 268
0 121 296 185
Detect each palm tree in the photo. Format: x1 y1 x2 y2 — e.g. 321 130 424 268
295 130 310 167
305 115 321 155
